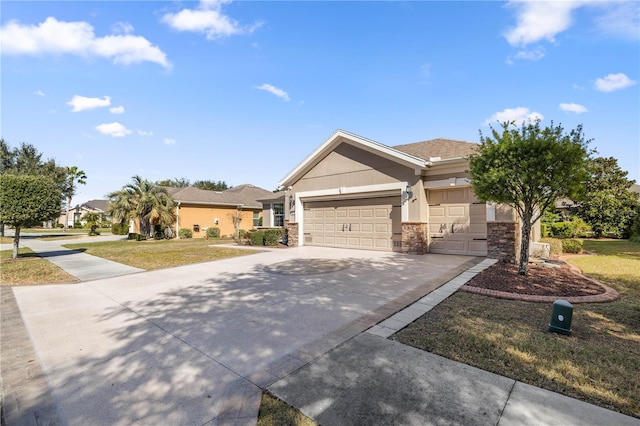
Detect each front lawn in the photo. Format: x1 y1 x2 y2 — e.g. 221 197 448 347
63 238 258 270
395 239 640 418
0 247 78 285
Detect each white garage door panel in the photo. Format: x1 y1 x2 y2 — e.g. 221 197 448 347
304 197 400 252
428 188 487 256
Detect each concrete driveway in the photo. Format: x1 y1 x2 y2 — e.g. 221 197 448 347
11 246 479 425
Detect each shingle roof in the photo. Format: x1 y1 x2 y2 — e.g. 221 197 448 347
82 199 110 212
393 138 479 161
169 184 274 209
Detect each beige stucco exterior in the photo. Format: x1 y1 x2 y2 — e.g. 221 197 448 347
176 204 260 238
279 130 538 258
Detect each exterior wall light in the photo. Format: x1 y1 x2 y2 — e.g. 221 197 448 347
289 194 295 209
406 184 414 199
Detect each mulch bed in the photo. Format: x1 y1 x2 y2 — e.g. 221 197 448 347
465 261 604 297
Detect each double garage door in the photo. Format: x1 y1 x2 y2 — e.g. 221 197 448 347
303 197 401 251
428 188 487 256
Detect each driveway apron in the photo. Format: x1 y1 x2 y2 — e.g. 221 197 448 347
10 246 479 425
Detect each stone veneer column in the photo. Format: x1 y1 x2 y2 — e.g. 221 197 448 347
487 221 519 263
401 222 428 255
285 222 299 247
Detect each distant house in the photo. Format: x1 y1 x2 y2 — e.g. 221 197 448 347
170 184 275 238
58 199 111 227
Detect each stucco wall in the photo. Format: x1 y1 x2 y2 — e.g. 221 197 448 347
177 205 259 237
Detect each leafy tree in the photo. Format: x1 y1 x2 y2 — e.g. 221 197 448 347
156 177 191 187
0 140 66 235
194 180 230 191
0 174 62 259
572 157 639 238
108 176 176 238
469 121 592 275
63 166 87 229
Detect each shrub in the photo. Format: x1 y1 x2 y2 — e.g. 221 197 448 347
112 223 129 235
250 230 265 246
206 227 221 239
264 229 284 246
56 223 64 229
540 237 562 256
562 239 583 254
237 229 248 239
550 222 573 238
178 228 193 239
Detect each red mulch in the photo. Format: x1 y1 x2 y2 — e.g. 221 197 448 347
465 261 605 297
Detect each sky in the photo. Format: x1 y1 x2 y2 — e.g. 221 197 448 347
1 0 639 205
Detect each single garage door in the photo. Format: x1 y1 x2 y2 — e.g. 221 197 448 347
303 197 401 251
428 187 487 256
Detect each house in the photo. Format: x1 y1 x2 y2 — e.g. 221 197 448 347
58 199 111 227
170 184 275 238
277 130 533 261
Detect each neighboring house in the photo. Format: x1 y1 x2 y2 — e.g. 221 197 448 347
278 129 533 261
170 184 275 238
58 199 111 227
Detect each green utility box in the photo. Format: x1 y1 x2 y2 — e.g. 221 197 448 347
548 300 573 335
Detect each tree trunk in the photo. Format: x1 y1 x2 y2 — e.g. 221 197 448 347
12 226 21 260
518 215 532 275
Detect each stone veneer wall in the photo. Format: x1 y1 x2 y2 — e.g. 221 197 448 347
284 222 299 247
401 222 428 255
487 221 519 263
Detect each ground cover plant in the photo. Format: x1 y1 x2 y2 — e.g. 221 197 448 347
0 247 78 285
394 240 640 418
62 238 257 270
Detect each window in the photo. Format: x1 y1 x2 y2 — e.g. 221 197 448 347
253 211 260 228
273 203 284 227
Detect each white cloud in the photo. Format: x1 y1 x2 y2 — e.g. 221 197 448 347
162 0 263 40
112 22 134 35
33 89 45 96
594 73 637 92
593 1 640 39
96 122 131 137
504 1 580 47
68 95 111 112
255 83 290 101
163 138 176 145
484 107 544 126
137 130 153 137
507 45 546 64
109 106 125 114
0 17 170 68
559 103 588 114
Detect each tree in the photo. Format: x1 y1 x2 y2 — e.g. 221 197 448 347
0 174 62 259
156 177 191 188
469 121 592 275
572 157 639 238
194 180 230 191
63 166 87 229
0 140 66 235
108 176 176 238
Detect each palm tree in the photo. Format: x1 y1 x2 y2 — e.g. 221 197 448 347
108 176 176 238
63 166 87 229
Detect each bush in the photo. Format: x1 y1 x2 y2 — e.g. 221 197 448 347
561 239 583 254
237 229 248 239
549 217 592 238
112 223 129 235
540 237 562 256
178 228 193 239
206 227 220 239
264 229 284 246
550 222 573 238
250 230 265 246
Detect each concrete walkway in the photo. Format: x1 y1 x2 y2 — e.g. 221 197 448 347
2 235 638 425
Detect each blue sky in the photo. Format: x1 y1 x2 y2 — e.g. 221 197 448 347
1 1 638 204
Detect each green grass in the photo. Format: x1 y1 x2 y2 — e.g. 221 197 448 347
257 393 316 426
395 239 640 418
63 238 258 270
0 247 78 285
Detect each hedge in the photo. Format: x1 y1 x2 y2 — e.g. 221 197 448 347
206 227 220 239
561 239 583 254
178 228 193 239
